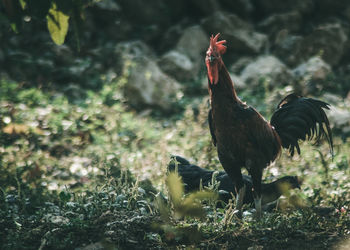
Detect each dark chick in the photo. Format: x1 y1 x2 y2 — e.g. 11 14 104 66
205 34 333 218
168 156 301 207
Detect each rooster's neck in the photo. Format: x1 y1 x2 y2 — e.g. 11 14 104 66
209 64 239 103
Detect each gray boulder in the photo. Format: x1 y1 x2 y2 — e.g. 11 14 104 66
159 23 184 53
115 41 181 111
219 0 254 19
201 73 246 91
314 0 350 16
273 32 304 67
201 11 267 54
114 40 155 59
123 57 181 111
95 0 120 10
292 57 332 95
190 0 221 15
254 0 314 16
118 0 185 26
240 55 293 88
300 23 348 66
327 105 350 139
163 25 208 81
258 11 302 37
229 57 255 74
230 73 247 90
175 25 209 62
158 50 196 82
293 57 331 82
0 49 4 63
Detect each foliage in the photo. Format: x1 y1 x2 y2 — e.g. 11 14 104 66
1 0 96 45
159 171 217 220
0 76 349 249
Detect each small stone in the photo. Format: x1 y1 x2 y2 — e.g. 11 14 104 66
50 215 69 225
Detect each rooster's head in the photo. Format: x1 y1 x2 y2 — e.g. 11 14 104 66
205 33 226 85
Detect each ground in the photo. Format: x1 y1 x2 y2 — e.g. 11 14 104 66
0 77 349 249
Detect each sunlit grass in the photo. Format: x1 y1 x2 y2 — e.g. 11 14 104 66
0 77 349 249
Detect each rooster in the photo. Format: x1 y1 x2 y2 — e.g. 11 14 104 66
205 33 333 218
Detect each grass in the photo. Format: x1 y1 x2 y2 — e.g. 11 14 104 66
0 76 349 249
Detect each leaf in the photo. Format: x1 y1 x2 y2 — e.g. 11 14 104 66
2 123 44 135
46 3 70 45
59 190 72 203
165 172 184 206
176 203 206 219
10 23 18 33
182 190 218 207
3 124 30 135
19 0 26 9
2 0 22 33
155 192 170 223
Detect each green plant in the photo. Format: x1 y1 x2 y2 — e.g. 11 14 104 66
1 0 96 46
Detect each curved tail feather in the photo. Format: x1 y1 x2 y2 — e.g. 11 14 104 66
270 93 333 157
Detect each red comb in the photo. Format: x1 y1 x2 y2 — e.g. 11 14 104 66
210 33 227 55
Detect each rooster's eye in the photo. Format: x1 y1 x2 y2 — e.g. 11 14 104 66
209 55 215 62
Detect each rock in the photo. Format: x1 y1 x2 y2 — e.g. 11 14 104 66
230 30 268 55
202 11 253 32
240 56 293 89
254 0 314 17
158 25 208 81
327 106 350 139
118 0 175 26
229 57 255 74
158 50 196 82
201 11 267 55
116 1 188 43
76 242 104 250
114 40 155 75
201 73 246 91
52 45 74 65
314 0 350 16
175 25 208 62
230 73 247 90
345 5 350 21
123 56 181 112
219 0 254 19
273 32 304 67
293 57 331 81
292 57 332 95
159 23 185 53
190 0 221 15
114 40 182 112
115 40 155 60
258 11 302 37
49 215 69 225
0 48 4 63
95 0 121 11
322 93 343 105
300 23 348 66
109 0 180 44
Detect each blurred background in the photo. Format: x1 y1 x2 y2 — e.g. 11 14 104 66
0 1 350 249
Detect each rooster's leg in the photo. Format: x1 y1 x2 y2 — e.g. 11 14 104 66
250 167 263 219
217 151 245 218
235 183 246 215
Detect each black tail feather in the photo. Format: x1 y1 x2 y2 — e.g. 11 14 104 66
270 93 333 157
